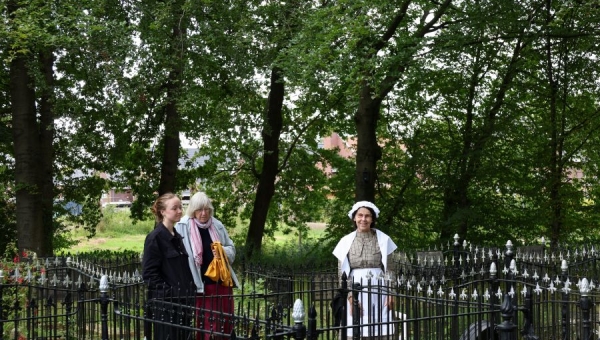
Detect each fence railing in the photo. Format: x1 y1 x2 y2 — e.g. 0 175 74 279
1 237 599 339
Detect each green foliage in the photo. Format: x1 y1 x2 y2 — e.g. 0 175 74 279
94 207 154 237
68 207 153 239
236 235 337 269
3 0 600 254
58 248 142 261
0 175 17 256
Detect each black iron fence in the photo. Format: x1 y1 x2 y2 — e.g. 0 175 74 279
1 237 599 339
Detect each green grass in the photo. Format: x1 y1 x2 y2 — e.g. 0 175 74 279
68 234 148 253
66 208 327 254
67 207 154 253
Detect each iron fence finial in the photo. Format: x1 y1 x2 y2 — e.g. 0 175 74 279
100 275 109 292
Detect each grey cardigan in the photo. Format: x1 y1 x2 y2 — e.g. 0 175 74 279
175 216 240 293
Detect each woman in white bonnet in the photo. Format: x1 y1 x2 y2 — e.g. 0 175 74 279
332 201 398 339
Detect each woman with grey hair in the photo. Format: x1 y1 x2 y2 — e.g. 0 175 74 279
175 192 240 340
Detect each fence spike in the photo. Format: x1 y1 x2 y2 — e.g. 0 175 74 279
292 299 304 322
51 273 59 286
580 278 590 295
26 268 32 283
13 266 21 282
38 269 47 285
471 288 478 300
562 280 572 294
63 274 72 287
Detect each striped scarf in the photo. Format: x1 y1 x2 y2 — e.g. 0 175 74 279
189 217 221 267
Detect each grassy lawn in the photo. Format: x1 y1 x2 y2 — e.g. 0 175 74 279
67 234 148 253
65 209 327 254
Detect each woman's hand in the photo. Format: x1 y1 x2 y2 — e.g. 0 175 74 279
348 296 363 316
211 243 221 259
385 295 394 309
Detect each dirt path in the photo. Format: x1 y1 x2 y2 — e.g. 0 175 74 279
307 222 327 230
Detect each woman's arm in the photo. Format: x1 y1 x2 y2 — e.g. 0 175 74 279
142 235 167 290
215 219 236 263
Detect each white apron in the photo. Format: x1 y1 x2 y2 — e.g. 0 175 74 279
346 267 395 337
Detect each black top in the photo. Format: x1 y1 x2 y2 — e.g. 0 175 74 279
198 227 218 285
142 223 196 298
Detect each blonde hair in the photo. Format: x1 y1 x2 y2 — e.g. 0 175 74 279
151 192 179 222
185 192 214 218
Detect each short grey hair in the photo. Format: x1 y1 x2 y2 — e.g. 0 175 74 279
185 192 214 218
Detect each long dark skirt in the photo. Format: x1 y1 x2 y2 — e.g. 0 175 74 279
195 284 234 340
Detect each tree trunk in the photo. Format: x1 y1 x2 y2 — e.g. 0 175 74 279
245 67 284 259
38 49 56 256
354 82 382 203
440 54 481 241
157 10 184 196
157 82 181 196
10 52 45 255
350 0 453 204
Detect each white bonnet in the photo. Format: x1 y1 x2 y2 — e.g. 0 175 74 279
347 201 380 219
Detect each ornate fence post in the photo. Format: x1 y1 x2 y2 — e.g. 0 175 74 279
579 278 591 340
504 241 514 293
496 294 516 340
521 283 538 340
307 304 317 340
77 281 88 340
560 260 570 340
504 241 518 340
292 299 306 340
99 275 110 340
489 262 499 326
63 291 73 340
453 234 460 273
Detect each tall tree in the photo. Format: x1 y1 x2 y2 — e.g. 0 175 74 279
106 0 192 219
351 0 453 202
2 0 136 252
244 66 284 257
6 0 55 255
156 0 186 197
437 2 536 240
383 0 600 245
523 0 600 246
177 0 337 258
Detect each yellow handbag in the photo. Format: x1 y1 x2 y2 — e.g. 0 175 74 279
205 242 234 287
